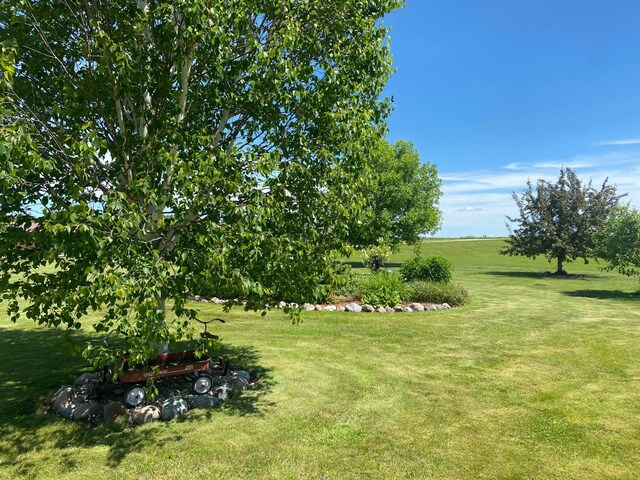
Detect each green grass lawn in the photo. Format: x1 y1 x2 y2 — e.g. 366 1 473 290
1 239 640 479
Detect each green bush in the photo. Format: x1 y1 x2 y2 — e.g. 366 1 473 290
360 271 411 307
401 255 453 283
325 270 365 303
407 281 469 306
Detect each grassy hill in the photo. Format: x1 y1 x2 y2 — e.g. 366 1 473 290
1 239 639 479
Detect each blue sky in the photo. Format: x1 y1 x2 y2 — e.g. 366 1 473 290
383 0 640 237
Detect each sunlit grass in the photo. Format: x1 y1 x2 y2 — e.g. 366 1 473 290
1 239 640 479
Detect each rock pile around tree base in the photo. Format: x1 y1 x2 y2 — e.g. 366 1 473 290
48 368 253 426
189 296 452 313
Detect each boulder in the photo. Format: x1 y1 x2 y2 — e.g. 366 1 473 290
302 303 315 311
132 405 161 425
59 402 77 419
409 303 425 312
277 301 287 309
324 305 337 312
403 306 413 312
336 306 346 312
385 307 395 313
216 383 233 402
233 370 251 382
361 304 375 312
104 401 129 426
73 402 102 422
161 397 189 421
314 304 324 311
345 303 362 313
442 303 451 309
394 306 404 312
51 385 74 414
376 307 387 313
188 395 221 409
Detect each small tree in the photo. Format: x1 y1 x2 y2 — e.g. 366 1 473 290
0 1 401 370
501 167 622 274
595 207 640 279
350 139 442 249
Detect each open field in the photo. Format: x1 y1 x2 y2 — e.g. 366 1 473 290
1 238 640 479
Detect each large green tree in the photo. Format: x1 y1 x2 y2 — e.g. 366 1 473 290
351 139 442 248
595 207 640 279
501 167 622 274
0 0 400 368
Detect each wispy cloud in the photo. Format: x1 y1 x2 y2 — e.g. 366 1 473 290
436 151 640 237
592 138 640 146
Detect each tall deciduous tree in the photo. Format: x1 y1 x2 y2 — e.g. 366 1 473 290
0 0 401 368
501 167 622 274
595 207 640 279
351 139 442 248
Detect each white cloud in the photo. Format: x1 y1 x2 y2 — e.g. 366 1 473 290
436 151 640 237
592 138 640 146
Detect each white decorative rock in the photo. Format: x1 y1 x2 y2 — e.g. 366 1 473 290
376 306 387 313
314 304 324 311
337 306 346 312
132 405 161 425
409 303 425 312
324 305 337 312
403 306 413 312
161 397 189 420
345 303 362 313
394 306 404 312
385 307 395 313
442 303 451 309
302 303 315 311
361 304 375 312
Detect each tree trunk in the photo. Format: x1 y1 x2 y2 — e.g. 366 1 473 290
156 297 169 354
556 256 564 275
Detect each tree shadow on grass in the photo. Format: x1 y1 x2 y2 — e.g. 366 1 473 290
563 289 640 301
0 327 274 473
484 271 599 280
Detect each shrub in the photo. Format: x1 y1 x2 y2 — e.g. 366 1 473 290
401 255 453 283
360 271 411 307
361 243 393 271
325 270 365 303
407 281 469 306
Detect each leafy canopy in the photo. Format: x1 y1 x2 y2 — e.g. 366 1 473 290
595 207 640 278
350 139 442 248
0 0 401 368
501 167 622 274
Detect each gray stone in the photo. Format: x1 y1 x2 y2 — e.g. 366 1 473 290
161 397 189 421
277 301 287 309
132 405 161 425
403 306 413 312
233 370 251 383
52 385 74 414
345 303 362 313
324 305 337 312
394 306 404 312
194 295 202 301
361 304 375 312
336 306 346 312
409 303 425 312
302 303 315 311
442 303 451 309
230 376 249 392
59 402 77 419
385 307 395 313
216 383 233 402
104 401 129 426
376 306 387 313
73 402 102 422
314 304 324 311
188 395 221 409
